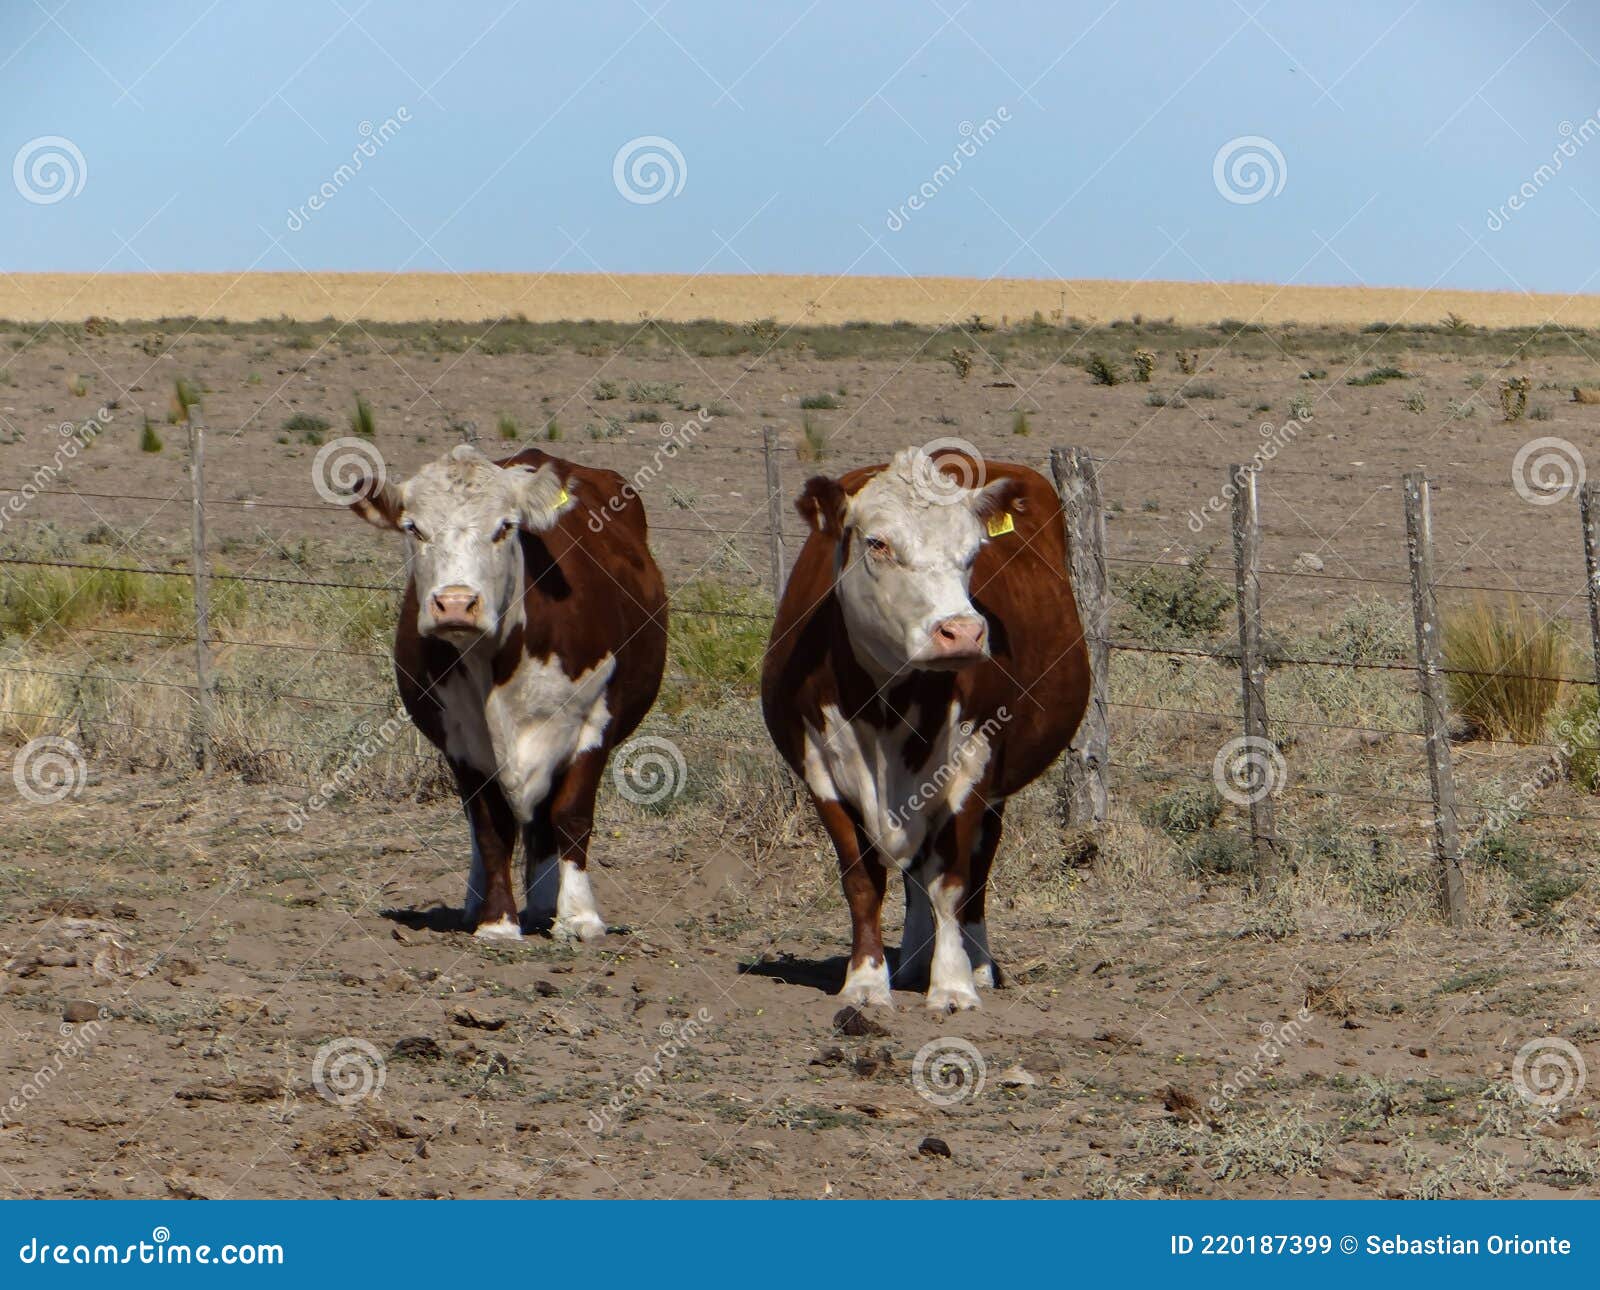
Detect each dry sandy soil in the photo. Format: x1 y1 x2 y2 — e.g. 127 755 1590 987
2 299 1600 1198
6 272 1600 329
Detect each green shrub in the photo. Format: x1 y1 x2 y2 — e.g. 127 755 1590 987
1116 553 1232 642
1182 832 1255 879
1011 409 1032 436
1085 353 1122 386
1143 786 1224 837
799 392 840 410
496 413 518 440
283 413 329 442
139 418 163 454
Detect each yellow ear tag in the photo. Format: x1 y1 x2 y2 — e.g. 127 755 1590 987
555 486 570 506
986 511 1015 538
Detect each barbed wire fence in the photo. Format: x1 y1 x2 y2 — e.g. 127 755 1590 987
3 418 1600 924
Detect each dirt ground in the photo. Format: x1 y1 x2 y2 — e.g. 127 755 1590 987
3 313 1600 1198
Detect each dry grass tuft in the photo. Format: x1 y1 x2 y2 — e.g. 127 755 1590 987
1444 597 1569 743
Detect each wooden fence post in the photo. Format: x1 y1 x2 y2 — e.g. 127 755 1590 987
187 412 213 775
1228 464 1280 883
1050 447 1110 840
763 426 785 602
1402 471 1468 926
1580 484 1600 696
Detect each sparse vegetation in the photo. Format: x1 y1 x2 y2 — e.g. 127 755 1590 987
1133 349 1155 382
349 394 376 439
799 392 840 410
283 412 330 443
797 413 828 462
1444 597 1568 743
139 417 163 454
1085 353 1123 386
1498 375 1531 422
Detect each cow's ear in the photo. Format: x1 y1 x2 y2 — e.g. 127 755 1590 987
350 473 404 531
796 475 847 537
512 463 578 532
969 476 1027 533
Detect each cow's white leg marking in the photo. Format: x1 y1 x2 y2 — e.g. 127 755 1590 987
963 919 995 989
897 861 935 987
524 851 560 923
552 859 606 942
473 915 522 940
926 878 980 1011
841 955 893 1008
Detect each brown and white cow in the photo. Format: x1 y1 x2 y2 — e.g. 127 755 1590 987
350 443 667 941
762 447 1088 1010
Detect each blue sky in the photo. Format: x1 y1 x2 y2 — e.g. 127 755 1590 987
4 0 1600 293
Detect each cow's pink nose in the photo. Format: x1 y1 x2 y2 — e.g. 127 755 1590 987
428 586 483 630
930 615 987 657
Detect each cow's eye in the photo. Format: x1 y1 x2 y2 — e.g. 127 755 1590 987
491 518 516 543
863 535 893 561
401 518 426 541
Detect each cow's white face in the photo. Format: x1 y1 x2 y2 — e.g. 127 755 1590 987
800 449 1023 678
350 444 574 642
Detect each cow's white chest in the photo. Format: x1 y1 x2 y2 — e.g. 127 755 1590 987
438 650 615 819
801 701 991 867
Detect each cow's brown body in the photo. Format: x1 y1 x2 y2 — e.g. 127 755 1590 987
388 448 667 936
761 453 1089 1007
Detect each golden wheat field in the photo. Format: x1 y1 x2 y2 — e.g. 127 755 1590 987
6 272 1600 329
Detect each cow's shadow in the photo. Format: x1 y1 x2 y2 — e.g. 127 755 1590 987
380 904 464 935
739 948 935 997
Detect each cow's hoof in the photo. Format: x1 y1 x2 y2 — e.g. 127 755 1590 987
926 983 982 1013
553 913 607 943
473 916 523 941
840 958 893 1008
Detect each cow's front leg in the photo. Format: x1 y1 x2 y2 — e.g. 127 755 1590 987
541 751 607 943
926 808 981 1012
455 763 522 939
815 796 892 1007
961 804 1004 990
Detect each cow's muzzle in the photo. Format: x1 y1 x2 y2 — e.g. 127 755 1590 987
916 614 989 667
425 585 485 634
